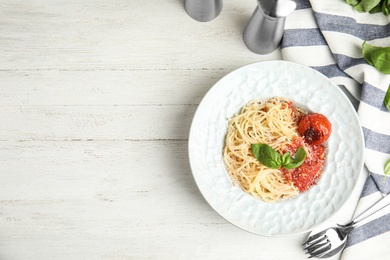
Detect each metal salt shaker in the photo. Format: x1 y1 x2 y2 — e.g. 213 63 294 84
184 0 223 22
243 0 296 54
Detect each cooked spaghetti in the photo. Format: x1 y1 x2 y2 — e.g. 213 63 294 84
223 97 327 202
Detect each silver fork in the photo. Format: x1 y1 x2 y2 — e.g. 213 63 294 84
302 193 390 258
303 223 351 258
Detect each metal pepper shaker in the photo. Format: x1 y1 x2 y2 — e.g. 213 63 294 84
243 0 296 54
184 0 223 22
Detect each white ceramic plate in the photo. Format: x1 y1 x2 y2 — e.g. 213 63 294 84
188 61 364 236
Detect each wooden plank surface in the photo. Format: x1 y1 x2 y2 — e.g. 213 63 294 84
0 140 305 259
0 1 362 259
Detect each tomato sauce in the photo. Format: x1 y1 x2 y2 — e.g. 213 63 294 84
281 138 326 192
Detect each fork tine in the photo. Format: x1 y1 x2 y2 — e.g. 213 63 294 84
302 235 327 250
304 239 329 254
307 243 332 258
302 229 328 246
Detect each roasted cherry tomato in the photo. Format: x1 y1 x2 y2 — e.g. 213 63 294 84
298 113 332 145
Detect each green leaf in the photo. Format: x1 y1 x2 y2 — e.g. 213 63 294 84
385 159 390 176
362 41 379 65
283 147 307 169
384 159 390 181
354 0 382 12
345 0 390 15
251 144 307 170
370 0 385 13
385 85 390 111
383 0 390 15
251 144 282 169
371 51 390 74
346 0 361 6
383 159 390 181
362 41 390 74
282 152 291 166
362 41 375 65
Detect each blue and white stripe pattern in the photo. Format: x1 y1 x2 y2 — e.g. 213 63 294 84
281 0 390 258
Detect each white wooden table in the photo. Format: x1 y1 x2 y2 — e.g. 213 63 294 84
0 1 367 259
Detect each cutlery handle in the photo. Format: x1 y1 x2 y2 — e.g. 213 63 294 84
351 193 390 228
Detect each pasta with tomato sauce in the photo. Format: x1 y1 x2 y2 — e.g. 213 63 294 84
223 97 331 202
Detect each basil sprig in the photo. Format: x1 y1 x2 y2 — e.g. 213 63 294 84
384 159 390 180
361 42 390 111
346 0 390 15
251 144 306 170
385 85 390 111
362 41 390 74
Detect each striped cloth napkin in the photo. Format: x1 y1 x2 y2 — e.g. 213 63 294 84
280 0 390 259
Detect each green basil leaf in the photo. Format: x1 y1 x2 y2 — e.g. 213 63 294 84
354 0 381 12
362 41 380 65
362 41 390 74
251 143 282 169
383 0 390 15
371 51 390 74
282 147 307 170
294 147 307 162
346 0 361 6
385 159 390 176
370 0 384 13
384 85 390 111
345 0 390 15
282 152 291 166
